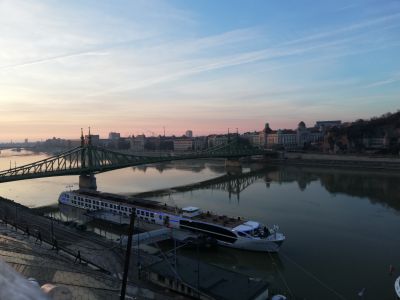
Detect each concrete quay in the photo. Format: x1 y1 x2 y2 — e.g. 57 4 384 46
262 152 400 170
0 197 188 300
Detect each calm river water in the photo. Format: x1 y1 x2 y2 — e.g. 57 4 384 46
0 149 399 299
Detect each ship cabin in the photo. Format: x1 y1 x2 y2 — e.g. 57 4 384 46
232 221 265 238
181 207 201 218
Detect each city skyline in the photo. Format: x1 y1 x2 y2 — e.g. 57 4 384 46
1 0 400 141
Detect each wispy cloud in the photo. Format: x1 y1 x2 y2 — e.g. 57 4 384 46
0 0 400 140
364 73 400 88
280 12 400 47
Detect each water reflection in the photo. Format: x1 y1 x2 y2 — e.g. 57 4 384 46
263 166 400 212
3 150 399 298
132 159 228 174
139 164 400 212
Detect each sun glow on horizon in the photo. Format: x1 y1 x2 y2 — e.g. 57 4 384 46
1 0 399 141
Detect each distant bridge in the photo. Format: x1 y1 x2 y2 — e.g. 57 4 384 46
0 133 277 186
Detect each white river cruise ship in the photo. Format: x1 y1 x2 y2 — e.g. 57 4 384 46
58 190 285 252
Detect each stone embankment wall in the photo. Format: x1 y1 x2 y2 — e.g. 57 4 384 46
279 152 400 170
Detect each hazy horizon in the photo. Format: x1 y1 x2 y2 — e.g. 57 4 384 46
1 0 400 141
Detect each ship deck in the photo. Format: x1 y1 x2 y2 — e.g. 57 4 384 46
76 189 247 229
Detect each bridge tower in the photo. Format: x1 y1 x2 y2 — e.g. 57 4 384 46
79 128 97 190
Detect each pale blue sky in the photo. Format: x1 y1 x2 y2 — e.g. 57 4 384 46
0 0 399 140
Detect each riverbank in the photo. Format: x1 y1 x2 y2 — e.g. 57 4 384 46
267 152 400 170
0 196 182 300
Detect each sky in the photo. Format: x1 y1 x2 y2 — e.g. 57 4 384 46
1 0 400 141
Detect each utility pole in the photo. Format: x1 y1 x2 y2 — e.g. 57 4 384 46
14 201 17 223
120 208 136 300
197 242 200 298
50 216 54 240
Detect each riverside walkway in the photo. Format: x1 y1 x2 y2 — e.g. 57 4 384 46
0 197 185 300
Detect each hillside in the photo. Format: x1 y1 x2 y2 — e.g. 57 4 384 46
324 111 400 154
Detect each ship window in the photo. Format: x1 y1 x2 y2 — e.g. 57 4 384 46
74 196 76 200
150 213 154 218
141 211 144 215
146 212 149 217
159 215 162 220
105 203 108 207
129 208 132 212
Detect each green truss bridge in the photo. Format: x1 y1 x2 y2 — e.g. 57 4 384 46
0 135 277 189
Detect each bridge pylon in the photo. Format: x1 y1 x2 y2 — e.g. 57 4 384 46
79 174 97 190
225 158 242 168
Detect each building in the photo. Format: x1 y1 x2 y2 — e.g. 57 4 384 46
193 137 207 151
84 134 100 146
185 130 193 138
208 135 229 148
173 139 193 151
108 132 121 140
266 129 297 150
261 121 324 150
315 120 341 131
144 255 269 300
130 134 146 152
241 132 262 148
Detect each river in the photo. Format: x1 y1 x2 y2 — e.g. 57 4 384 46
0 149 399 299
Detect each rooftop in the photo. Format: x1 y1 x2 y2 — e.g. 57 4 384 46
147 255 269 300
0 221 121 299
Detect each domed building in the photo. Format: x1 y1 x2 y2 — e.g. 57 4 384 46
259 123 273 147
260 120 324 150
297 121 309 147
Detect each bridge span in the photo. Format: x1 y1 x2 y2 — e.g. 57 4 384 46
0 133 277 188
